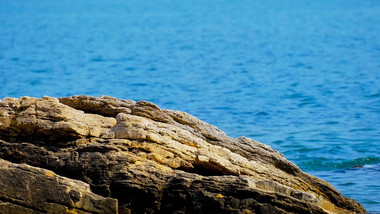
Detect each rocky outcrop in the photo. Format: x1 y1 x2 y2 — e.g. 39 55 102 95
0 95 366 214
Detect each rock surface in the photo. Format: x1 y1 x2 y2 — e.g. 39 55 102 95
0 158 117 214
0 95 366 214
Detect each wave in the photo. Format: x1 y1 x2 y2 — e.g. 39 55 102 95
300 157 380 171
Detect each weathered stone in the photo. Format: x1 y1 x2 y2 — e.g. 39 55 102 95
0 96 116 141
0 96 366 213
0 158 117 214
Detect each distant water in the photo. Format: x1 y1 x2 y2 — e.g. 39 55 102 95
0 0 379 211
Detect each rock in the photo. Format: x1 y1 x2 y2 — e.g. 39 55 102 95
0 96 116 141
0 95 366 214
0 158 117 214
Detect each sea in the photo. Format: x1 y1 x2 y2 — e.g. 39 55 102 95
0 0 379 212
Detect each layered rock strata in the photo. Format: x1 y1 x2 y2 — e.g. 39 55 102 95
0 95 366 213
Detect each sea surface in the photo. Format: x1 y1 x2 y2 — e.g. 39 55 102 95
0 0 379 212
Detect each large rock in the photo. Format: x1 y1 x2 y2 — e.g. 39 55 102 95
0 95 366 213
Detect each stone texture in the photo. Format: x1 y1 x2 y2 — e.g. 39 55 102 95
0 158 117 214
0 95 366 214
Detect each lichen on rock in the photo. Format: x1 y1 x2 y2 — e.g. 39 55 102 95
0 95 366 213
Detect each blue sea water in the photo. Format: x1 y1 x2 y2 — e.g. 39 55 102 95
0 0 379 211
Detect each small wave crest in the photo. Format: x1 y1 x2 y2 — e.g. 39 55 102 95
300 157 380 171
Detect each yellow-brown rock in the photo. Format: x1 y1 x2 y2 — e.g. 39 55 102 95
0 95 366 213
